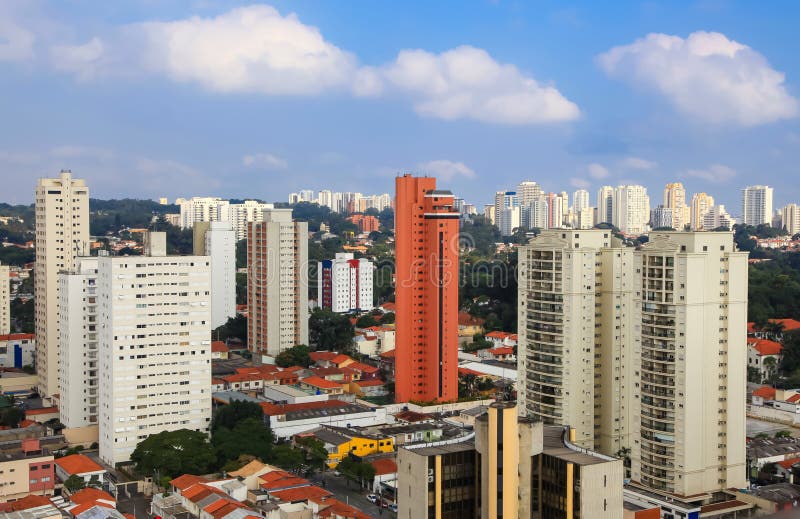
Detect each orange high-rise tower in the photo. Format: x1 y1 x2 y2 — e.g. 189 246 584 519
394 174 459 403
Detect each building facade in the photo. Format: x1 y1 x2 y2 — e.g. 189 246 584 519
318 253 373 313
227 200 274 240
179 197 229 229
690 192 715 231
395 175 459 403
58 257 99 430
0 334 35 368
0 261 8 335
614 185 651 235
596 186 615 226
781 204 800 236
98 233 212 465
703 204 734 230
247 209 309 359
741 185 773 226
663 182 689 231
34 171 90 398
193 221 236 329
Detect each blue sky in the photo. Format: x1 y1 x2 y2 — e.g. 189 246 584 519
1 0 799 214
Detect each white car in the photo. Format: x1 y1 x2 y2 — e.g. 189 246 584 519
389 503 398 513
367 494 379 504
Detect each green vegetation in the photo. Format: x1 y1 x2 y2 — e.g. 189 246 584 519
213 314 247 343
460 252 518 333
337 454 376 488
355 314 379 329
90 199 179 235
460 216 501 257
275 344 311 368
64 475 87 492
308 308 355 351
10 298 34 333
748 253 800 323
130 429 217 479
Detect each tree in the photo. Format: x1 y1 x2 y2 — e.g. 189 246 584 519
272 444 305 472
295 437 328 474
0 406 24 428
64 475 86 493
775 430 793 438
275 345 311 368
213 417 274 466
211 400 263 433
380 312 395 324
763 356 778 383
780 331 800 375
338 454 376 488
308 309 354 350
356 315 379 329
130 429 216 479
747 366 762 384
213 314 247 343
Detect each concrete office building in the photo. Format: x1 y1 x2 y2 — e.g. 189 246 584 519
193 221 236 329
614 185 651 235
34 171 90 398
318 253 373 313
663 182 690 231
247 209 308 359
98 232 212 465
632 232 747 496
517 230 638 452
395 175 459 403
741 185 773 226
690 192 715 231
0 261 9 335
58 257 100 431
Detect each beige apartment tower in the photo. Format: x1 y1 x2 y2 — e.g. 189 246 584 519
34 171 89 397
0 261 9 335
663 182 690 230
517 229 637 452
632 232 747 495
247 209 308 359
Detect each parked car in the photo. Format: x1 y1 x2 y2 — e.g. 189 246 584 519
367 494 379 504
389 503 398 513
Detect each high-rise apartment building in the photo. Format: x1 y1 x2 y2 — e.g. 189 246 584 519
98 232 212 465
614 185 650 234
526 196 549 230
179 197 229 229
633 232 747 495
741 185 773 226
573 189 590 213
650 205 674 230
703 205 734 230
517 230 637 451
0 261 9 335
58 257 99 431
597 186 615 225
35 171 90 398
395 175 459 403
517 181 543 206
227 200 274 240
663 182 690 230
193 221 236 329
546 192 564 229
247 209 308 359
781 204 800 236
690 193 715 231
494 191 519 236
318 253 373 313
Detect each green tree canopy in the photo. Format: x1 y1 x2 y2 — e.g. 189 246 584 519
275 345 311 368
356 315 379 328
130 429 216 479
211 400 263 433
212 417 273 466
309 309 354 350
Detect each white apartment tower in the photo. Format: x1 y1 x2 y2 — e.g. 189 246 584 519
597 186 615 225
690 193 715 231
0 261 9 335
495 191 519 236
663 183 690 230
703 205 734 230
247 209 309 359
614 185 651 235
517 230 638 451
318 253 374 313
632 232 747 495
517 181 543 206
573 189 590 214
227 200 274 240
193 222 236 329
35 171 90 397
98 232 212 466
58 257 99 430
741 185 773 226
179 197 229 229
781 204 800 236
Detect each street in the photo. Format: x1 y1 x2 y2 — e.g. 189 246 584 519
312 472 397 519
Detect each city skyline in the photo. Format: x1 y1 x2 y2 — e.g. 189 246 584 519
2 1 800 207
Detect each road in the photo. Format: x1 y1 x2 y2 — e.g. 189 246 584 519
312 472 397 519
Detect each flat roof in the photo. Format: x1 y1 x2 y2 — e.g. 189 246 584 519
404 440 475 457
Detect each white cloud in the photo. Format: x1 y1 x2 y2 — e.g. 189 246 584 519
598 31 798 126
684 163 736 183
242 152 288 170
418 160 476 181
383 45 580 125
621 156 656 170
0 18 35 61
570 177 591 189
587 163 609 179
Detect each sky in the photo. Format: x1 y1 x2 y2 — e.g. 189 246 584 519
1 0 799 213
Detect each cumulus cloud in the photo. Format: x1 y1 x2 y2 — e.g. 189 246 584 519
684 163 736 183
598 31 798 126
570 177 591 189
621 156 656 170
587 163 609 179
418 160 476 181
242 152 288 170
0 18 35 61
383 46 580 125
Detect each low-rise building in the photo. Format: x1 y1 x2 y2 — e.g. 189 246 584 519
260 400 389 439
0 334 35 369
477 346 516 362
0 438 55 502
310 425 394 467
748 337 782 382
54 454 106 485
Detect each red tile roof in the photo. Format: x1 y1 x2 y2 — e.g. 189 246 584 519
394 410 431 423
26 406 58 416
347 361 379 374
301 376 343 390
458 367 484 377
458 312 484 327
270 485 332 503
787 394 800 404
487 346 514 355
748 338 783 356
379 349 395 358
380 302 396 311
485 331 513 339
356 379 385 387
776 458 800 469
259 470 309 490
748 319 800 334
69 487 116 505
0 494 51 512
211 341 229 353
71 502 114 517
55 454 104 476
316 498 372 519
221 373 262 383
0 333 35 341
170 474 208 491
753 386 777 400
310 351 339 362
370 458 397 476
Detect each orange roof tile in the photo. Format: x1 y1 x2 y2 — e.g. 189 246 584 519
458 367 484 377
259 470 309 490
271 485 332 503
347 361 379 373
69 487 116 505
356 379 385 387
310 351 339 362
70 502 114 517
753 386 777 400
777 459 800 469
56 454 104 476
487 346 514 355
211 341 229 353
379 349 395 358
0 333 35 341
380 302 396 311
787 394 800 404
26 406 58 416
485 331 512 339
370 458 397 476
749 339 783 356
301 376 343 390
0 494 51 512
457 312 484 326
171 474 208 491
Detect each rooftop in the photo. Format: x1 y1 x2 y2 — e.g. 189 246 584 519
55 453 104 475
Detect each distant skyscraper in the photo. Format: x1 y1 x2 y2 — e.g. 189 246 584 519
597 186 615 225
703 204 734 230
194 221 236 329
35 171 89 398
0 261 9 335
517 181 543 206
741 185 774 226
614 185 651 234
663 182 689 230
179 197 229 229
98 232 212 466
494 191 519 236
573 189 590 213
690 193 715 231
395 174 459 403
247 209 309 359
227 200 274 240
650 205 674 229
546 192 564 229
781 204 800 235
318 253 373 313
